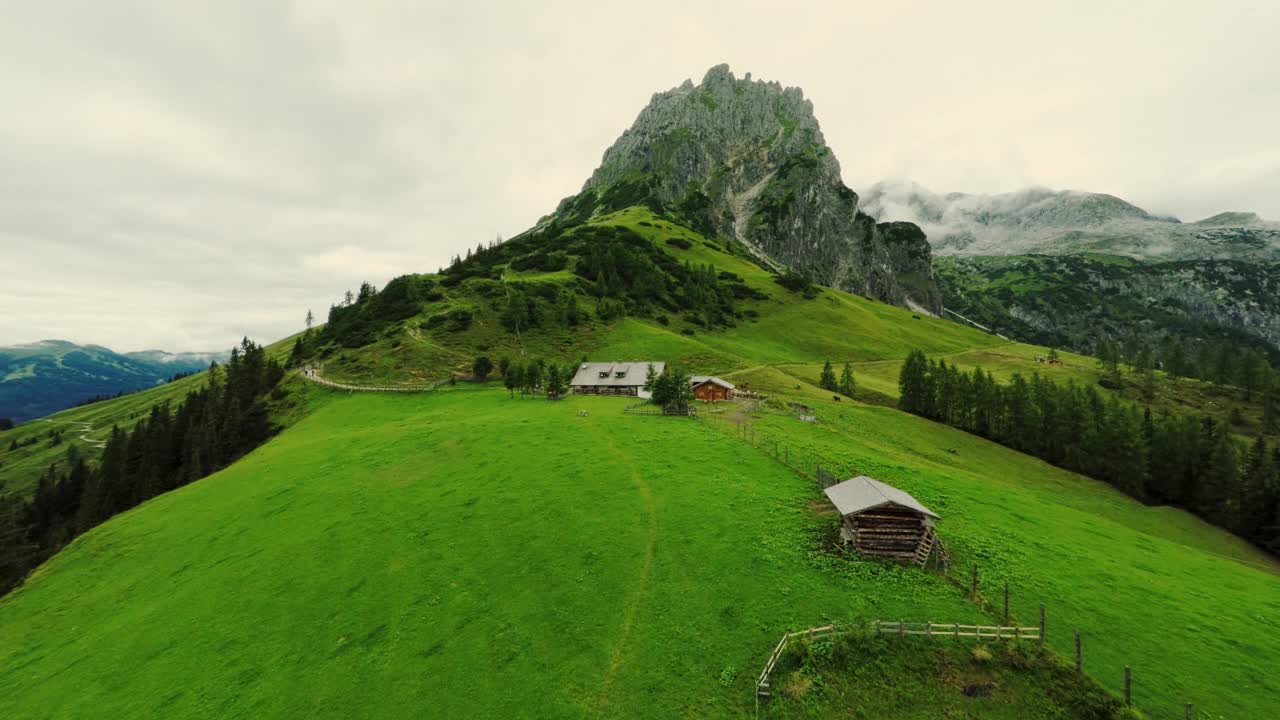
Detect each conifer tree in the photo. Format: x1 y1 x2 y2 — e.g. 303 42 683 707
473 356 494 381
504 364 523 397
523 361 543 395
644 363 659 394
819 361 837 392
839 363 856 398
546 364 566 399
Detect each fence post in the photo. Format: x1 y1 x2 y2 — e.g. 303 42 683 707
1003 582 1009 623
1124 666 1131 706
1185 702 1193 719
1038 605 1046 649
1074 631 1081 672
953 622 959 638
971 564 979 599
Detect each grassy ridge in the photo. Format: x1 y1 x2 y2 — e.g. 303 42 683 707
4 386 1275 717
0 389 986 719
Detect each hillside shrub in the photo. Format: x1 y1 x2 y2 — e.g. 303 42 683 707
665 237 692 250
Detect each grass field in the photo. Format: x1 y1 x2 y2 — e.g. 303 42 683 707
4 204 1279 718
3 386 1277 718
706 399 1279 719
0 389 991 719
765 632 1123 720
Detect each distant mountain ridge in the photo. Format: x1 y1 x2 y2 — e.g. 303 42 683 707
0 340 228 422
862 180 1280 261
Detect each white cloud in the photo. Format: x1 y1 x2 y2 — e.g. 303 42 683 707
0 0 1277 351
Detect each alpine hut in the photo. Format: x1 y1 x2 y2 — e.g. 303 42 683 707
570 361 665 398
823 475 943 566
689 376 735 402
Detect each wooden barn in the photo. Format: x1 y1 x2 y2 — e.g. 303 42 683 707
689 376 734 402
823 475 944 567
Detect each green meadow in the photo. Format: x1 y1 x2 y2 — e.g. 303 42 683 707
707 399 1279 719
4 205 1279 719
0 389 988 719
3 385 1277 718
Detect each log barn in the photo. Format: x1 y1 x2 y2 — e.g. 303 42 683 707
570 361 665 397
823 475 942 566
689 376 734 402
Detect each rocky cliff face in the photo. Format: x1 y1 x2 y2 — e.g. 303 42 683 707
935 255 1280 360
566 65 940 312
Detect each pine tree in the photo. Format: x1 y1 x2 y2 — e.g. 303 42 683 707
644 363 659 394
523 361 543 395
504 364 523 397
839 363 856 398
1199 422 1241 528
546 364 566 399
898 351 931 416
1240 437 1276 539
305 309 314 330
472 356 494 381
819 361 837 392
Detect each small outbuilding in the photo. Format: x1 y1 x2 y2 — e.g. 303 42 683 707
690 376 735 402
823 475 943 567
570 361 665 398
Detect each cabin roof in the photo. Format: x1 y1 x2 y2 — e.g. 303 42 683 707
570 361 665 387
689 376 735 390
823 475 939 519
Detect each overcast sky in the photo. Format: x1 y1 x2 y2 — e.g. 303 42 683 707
3 1 1278 351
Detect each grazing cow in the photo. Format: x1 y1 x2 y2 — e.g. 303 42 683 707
833 395 842 402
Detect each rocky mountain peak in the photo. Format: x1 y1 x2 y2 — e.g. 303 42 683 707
573 65 940 312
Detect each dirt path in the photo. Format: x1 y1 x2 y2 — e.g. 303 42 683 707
587 423 658 711
38 419 107 449
299 368 447 393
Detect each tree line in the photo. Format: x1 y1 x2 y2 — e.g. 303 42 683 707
898 350 1280 554
0 339 286 594
818 361 856 397
1098 337 1277 397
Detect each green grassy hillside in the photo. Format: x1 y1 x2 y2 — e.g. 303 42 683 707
4 204 1279 718
0 388 989 719
0 334 302 499
2 387 1276 718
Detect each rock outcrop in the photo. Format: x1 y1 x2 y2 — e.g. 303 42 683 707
565 64 941 312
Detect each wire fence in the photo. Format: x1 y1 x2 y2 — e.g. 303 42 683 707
698 404 854 488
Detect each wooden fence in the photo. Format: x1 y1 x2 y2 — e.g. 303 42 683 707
755 625 837 702
873 620 1041 641
622 402 695 417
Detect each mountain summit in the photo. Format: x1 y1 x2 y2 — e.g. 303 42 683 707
558 65 940 312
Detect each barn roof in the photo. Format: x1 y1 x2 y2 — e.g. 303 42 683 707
823 475 939 519
689 376 735 390
570 361 665 387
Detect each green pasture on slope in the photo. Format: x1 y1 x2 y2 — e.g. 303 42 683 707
711 400 1280 719
0 333 303 498
0 389 988 719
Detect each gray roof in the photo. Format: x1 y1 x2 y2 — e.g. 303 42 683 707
823 475 939 519
570 361 666 387
690 376 735 390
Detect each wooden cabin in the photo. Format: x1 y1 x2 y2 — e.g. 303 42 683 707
823 475 942 567
690 376 734 402
570 361 665 397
